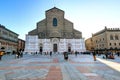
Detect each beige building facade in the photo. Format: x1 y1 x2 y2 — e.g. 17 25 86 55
18 39 25 51
25 7 86 53
85 37 94 51
0 24 19 53
86 27 120 52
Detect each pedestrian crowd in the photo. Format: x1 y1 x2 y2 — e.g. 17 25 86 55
0 49 120 62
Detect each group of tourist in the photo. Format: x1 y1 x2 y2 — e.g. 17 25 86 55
0 49 120 61
92 51 120 61
15 50 23 58
0 50 24 61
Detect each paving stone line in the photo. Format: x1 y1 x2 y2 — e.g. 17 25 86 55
61 62 88 80
94 70 120 80
58 55 88 80
61 63 71 80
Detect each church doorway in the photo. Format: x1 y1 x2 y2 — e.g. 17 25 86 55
40 47 43 52
53 44 57 52
68 43 71 52
68 47 71 52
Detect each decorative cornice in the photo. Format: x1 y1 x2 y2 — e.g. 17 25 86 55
0 24 19 36
93 26 120 37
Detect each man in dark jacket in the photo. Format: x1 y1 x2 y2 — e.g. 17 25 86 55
64 52 68 61
92 51 96 61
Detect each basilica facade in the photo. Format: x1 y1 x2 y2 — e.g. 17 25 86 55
24 7 86 53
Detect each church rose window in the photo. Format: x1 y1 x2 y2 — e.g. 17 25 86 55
53 18 57 27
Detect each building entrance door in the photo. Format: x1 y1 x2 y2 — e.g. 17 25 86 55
68 47 71 52
53 44 57 52
40 47 43 52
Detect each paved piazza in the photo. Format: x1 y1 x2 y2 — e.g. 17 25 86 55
0 53 120 80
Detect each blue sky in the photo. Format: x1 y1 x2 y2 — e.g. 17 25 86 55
0 0 120 40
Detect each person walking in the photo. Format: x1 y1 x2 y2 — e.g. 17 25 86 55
105 52 108 59
75 51 78 57
92 51 96 61
64 52 68 61
117 52 120 56
50 51 52 57
17 51 21 58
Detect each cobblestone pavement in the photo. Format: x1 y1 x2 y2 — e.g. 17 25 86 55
0 54 120 80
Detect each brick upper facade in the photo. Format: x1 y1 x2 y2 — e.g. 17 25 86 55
28 7 82 39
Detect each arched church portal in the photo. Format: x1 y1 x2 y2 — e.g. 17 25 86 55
40 47 43 52
68 43 71 52
68 47 71 52
39 43 43 52
53 44 57 52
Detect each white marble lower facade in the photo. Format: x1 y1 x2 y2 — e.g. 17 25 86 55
24 35 86 53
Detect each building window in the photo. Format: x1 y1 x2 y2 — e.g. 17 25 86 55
102 44 104 47
97 45 98 47
2 31 8 35
99 44 101 47
115 35 119 40
109 43 111 46
96 40 97 43
110 35 113 40
114 43 116 46
53 18 57 27
103 38 104 41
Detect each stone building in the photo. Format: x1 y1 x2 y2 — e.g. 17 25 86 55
18 39 25 51
0 24 18 53
86 27 120 52
85 37 94 51
25 7 86 53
